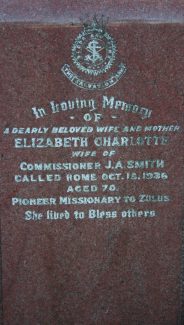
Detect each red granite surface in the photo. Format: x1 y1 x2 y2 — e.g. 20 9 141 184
0 3 184 325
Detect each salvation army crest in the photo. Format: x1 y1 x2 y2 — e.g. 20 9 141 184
61 17 127 90
71 18 117 76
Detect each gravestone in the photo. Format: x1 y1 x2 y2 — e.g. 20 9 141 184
0 1 184 324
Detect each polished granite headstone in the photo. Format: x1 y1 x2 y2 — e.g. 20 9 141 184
0 1 184 324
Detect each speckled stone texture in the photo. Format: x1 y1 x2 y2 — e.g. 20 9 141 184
0 1 184 324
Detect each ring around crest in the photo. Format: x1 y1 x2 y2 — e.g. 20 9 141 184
61 16 127 90
71 18 117 76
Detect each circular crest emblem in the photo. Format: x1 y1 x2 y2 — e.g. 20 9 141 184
72 21 117 76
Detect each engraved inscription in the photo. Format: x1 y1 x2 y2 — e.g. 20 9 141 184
3 119 181 221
